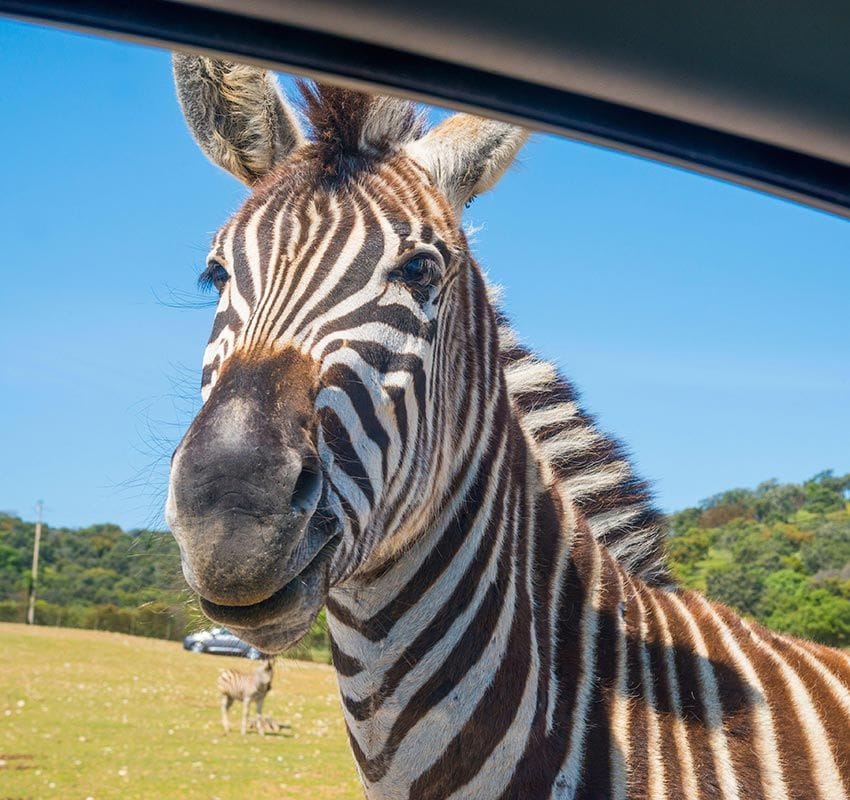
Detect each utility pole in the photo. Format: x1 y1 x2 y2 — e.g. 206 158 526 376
26 500 43 626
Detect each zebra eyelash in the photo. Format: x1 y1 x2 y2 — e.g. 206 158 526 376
198 260 230 294
197 266 216 293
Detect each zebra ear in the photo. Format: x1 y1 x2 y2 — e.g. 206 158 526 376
405 115 528 209
172 53 305 186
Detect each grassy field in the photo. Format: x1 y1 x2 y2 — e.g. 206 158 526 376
0 623 361 800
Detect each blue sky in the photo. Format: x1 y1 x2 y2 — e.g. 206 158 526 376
1 19 848 530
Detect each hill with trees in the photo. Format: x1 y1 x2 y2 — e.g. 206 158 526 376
666 470 850 647
2 469 848 651
0 512 330 660
0 515 192 638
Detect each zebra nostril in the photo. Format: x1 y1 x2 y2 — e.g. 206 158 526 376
290 460 322 515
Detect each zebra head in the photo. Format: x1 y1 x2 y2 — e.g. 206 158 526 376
166 55 527 653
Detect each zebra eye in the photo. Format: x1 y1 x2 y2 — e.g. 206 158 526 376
399 255 438 285
391 254 440 292
199 260 230 294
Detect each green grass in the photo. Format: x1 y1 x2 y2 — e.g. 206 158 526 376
0 623 361 800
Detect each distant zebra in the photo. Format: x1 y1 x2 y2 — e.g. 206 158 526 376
166 56 850 799
218 659 273 736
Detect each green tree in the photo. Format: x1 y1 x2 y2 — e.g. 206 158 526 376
705 564 766 617
799 520 850 573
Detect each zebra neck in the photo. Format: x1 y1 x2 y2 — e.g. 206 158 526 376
324 392 592 792
325 389 850 800
327 382 549 638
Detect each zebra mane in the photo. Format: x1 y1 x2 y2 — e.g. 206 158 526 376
297 83 424 180
488 285 671 586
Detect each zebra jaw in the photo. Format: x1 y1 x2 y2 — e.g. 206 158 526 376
200 526 339 653
178 500 341 653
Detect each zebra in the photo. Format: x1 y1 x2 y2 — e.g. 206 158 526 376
165 55 850 799
218 658 274 735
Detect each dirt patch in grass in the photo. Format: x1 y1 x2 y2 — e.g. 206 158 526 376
0 753 36 770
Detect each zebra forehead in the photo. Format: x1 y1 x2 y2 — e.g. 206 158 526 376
219 158 461 255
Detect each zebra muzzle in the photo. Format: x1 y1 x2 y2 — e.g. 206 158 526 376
165 347 340 650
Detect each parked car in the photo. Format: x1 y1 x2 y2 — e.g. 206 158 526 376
183 627 263 658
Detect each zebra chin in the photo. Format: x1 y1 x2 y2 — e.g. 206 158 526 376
192 519 340 654
199 566 326 653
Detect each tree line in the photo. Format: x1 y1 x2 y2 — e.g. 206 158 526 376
0 512 332 660
2 468 848 652
666 470 850 647
0 515 195 638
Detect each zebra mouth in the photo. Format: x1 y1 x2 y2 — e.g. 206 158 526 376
199 535 340 631
198 494 342 638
